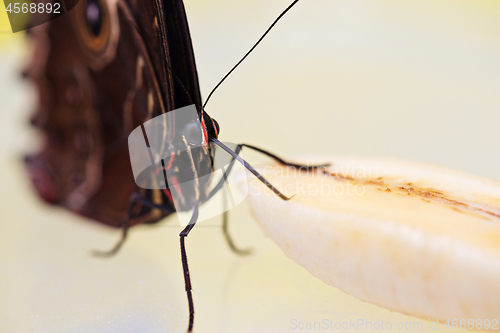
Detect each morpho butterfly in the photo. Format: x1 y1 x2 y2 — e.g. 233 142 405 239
23 0 327 331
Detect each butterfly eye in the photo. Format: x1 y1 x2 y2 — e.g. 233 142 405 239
212 119 220 136
183 121 203 145
74 0 113 59
86 0 103 36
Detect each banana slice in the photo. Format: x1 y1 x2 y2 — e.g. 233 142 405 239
241 157 500 322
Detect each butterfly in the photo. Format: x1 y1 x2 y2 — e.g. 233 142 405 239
23 0 327 331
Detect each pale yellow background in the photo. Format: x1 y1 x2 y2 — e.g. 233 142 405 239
1 0 500 332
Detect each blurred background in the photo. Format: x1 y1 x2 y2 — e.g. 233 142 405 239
1 0 500 332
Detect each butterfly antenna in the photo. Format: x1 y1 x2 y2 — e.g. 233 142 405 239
202 0 301 109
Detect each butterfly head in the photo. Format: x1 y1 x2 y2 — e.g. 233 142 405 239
198 108 220 147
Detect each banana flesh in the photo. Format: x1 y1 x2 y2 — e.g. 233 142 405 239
240 157 500 322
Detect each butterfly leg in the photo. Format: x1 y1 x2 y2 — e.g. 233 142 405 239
91 222 129 258
91 193 174 257
206 155 252 256
210 140 329 254
180 204 199 332
238 143 331 170
221 184 252 256
212 139 330 201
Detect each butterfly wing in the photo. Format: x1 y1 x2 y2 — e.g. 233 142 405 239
24 0 202 227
